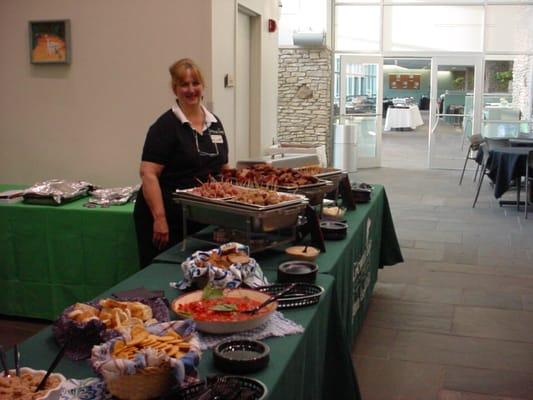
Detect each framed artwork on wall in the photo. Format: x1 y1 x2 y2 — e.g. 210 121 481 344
29 20 71 64
389 74 420 90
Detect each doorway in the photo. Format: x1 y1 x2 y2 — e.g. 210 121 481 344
381 58 431 169
429 56 483 169
336 55 383 169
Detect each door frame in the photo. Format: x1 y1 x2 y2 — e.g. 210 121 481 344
339 55 383 168
428 55 484 169
236 4 261 159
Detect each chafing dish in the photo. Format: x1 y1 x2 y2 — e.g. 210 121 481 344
173 191 308 232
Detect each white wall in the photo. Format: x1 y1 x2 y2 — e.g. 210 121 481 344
211 0 279 165
0 0 211 186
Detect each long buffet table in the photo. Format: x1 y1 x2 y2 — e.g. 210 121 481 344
3 184 402 399
0 184 139 320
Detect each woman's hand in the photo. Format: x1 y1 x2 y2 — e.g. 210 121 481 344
152 216 169 249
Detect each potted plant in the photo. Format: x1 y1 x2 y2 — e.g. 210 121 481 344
453 77 465 90
495 70 513 91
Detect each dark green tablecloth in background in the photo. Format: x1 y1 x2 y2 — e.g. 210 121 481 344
5 263 359 400
0 184 139 320
155 185 403 343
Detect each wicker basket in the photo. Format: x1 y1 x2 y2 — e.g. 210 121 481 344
104 366 174 400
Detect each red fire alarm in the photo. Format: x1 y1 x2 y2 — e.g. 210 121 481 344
268 19 277 33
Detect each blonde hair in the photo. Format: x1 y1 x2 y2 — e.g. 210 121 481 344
169 58 205 89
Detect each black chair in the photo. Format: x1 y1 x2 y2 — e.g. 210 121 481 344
524 150 533 219
459 134 484 185
472 138 510 208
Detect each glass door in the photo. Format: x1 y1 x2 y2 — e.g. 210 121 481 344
429 56 483 169
335 55 383 169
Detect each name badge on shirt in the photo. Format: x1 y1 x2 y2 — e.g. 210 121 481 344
210 134 224 144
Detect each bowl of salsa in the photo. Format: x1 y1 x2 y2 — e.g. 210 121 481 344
172 288 276 334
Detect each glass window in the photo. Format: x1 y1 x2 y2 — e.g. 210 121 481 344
383 6 483 52
385 0 483 3
335 6 380 51
278 0 328 46
485 5 533 53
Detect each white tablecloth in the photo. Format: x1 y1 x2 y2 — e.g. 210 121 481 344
384 105 424 131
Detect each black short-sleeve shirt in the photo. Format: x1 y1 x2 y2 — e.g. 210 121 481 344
141 109 229 193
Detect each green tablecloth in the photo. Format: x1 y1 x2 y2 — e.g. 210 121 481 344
155 185 403 342
0 184 139 320
6 263 359 400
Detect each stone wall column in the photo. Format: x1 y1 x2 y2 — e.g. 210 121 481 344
277 47 332 161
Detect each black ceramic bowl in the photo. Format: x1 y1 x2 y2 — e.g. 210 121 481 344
213 339 270 374
320 221 348 240
277 261 318 283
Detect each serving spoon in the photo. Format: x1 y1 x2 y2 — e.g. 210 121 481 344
35 342 67 392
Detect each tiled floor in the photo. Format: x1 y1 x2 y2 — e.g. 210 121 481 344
352 167 533 400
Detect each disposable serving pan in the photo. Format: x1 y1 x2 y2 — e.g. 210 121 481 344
22 193 86 206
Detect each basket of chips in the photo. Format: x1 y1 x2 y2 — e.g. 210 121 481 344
178 242 268 290
53 297 169 360
91 320 201 400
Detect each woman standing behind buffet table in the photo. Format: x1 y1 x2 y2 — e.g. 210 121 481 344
134 58 229 268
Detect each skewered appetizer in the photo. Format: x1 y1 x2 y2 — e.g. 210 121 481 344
189 181 244 199
233 188 293 206
222 164 318 188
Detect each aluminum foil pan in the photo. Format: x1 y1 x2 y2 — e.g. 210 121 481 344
86 184 140 207
23 179 93 204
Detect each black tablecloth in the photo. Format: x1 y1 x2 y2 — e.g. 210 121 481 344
484 147 533 198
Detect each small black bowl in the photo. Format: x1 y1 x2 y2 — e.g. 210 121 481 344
320 221 348 240
351 186 372 203
213 339 270 374
277 261 318 283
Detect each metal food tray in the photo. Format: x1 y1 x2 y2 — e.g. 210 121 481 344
275 179 334 206
174 188 307 211
296 167 344 189
174 188 234 202
174 195 307 232
225 189 307 211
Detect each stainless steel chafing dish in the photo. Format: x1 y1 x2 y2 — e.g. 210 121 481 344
173 190 308 233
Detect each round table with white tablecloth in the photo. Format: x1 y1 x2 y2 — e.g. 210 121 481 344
384 105 424 131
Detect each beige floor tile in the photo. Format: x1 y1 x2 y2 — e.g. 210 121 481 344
402 284 463 305
443 366 533 399
391 331 533 372
354 355 445 400
452 307 533 343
